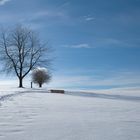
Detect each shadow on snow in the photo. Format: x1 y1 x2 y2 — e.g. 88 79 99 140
66 91 140 102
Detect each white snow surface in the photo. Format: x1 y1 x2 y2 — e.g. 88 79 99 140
0 86 140 140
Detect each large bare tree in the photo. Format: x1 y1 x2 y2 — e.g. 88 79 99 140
0 25 50 87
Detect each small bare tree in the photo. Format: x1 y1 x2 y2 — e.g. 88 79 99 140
32 68 51 88
0 25 50 87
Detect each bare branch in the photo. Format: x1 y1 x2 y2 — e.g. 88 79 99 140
0 25 51 87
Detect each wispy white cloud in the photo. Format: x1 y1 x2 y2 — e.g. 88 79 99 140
101 38 122 45
92 38 138 48
62 37 139 49
62 38 129 50
85 17 95 21
0 9 69 30
57 1 70 9
0 0 10 5
93 38 124 47
63 43 91 49
84 15 95 21
35 10 67 19
19 10 70 27
0 14 17 23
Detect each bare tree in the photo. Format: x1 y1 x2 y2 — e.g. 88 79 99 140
0 25 50 87
31 67 51 88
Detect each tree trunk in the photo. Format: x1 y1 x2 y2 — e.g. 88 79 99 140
19 77 23 88
39 83 42 88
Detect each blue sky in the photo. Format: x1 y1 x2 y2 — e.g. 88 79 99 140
0 0 140 90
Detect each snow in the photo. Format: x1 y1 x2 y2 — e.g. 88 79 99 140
0 86 140 140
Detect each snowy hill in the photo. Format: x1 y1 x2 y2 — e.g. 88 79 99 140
0 87 140 140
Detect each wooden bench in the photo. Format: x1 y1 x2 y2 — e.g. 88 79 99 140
50 89 65 94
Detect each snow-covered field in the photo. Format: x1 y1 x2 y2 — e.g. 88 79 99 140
0 86 140 140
